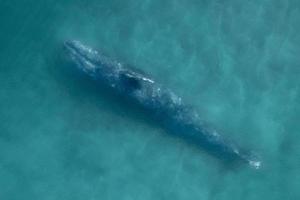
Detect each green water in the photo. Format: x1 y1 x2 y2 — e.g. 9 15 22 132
1 0 300 199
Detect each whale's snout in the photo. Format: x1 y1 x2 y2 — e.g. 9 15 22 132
63 40 83 57
64 40 98 75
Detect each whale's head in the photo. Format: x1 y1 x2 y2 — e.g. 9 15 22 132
64 40 155 91
64 40 102 77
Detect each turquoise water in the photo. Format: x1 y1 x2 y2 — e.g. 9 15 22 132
1 0 300 199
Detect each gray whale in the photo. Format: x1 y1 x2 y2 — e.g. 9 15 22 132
64 40 261 169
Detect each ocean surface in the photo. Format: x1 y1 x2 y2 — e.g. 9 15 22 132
0 0 299 199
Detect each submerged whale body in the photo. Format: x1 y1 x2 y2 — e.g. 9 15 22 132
64 40 261 169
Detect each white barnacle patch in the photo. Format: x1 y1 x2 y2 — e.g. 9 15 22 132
233 148 240 154
82 60 96 74
141 77 154 83
114 62 124 73
249 160 261 169
169 91 182 105
212 130 219 137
